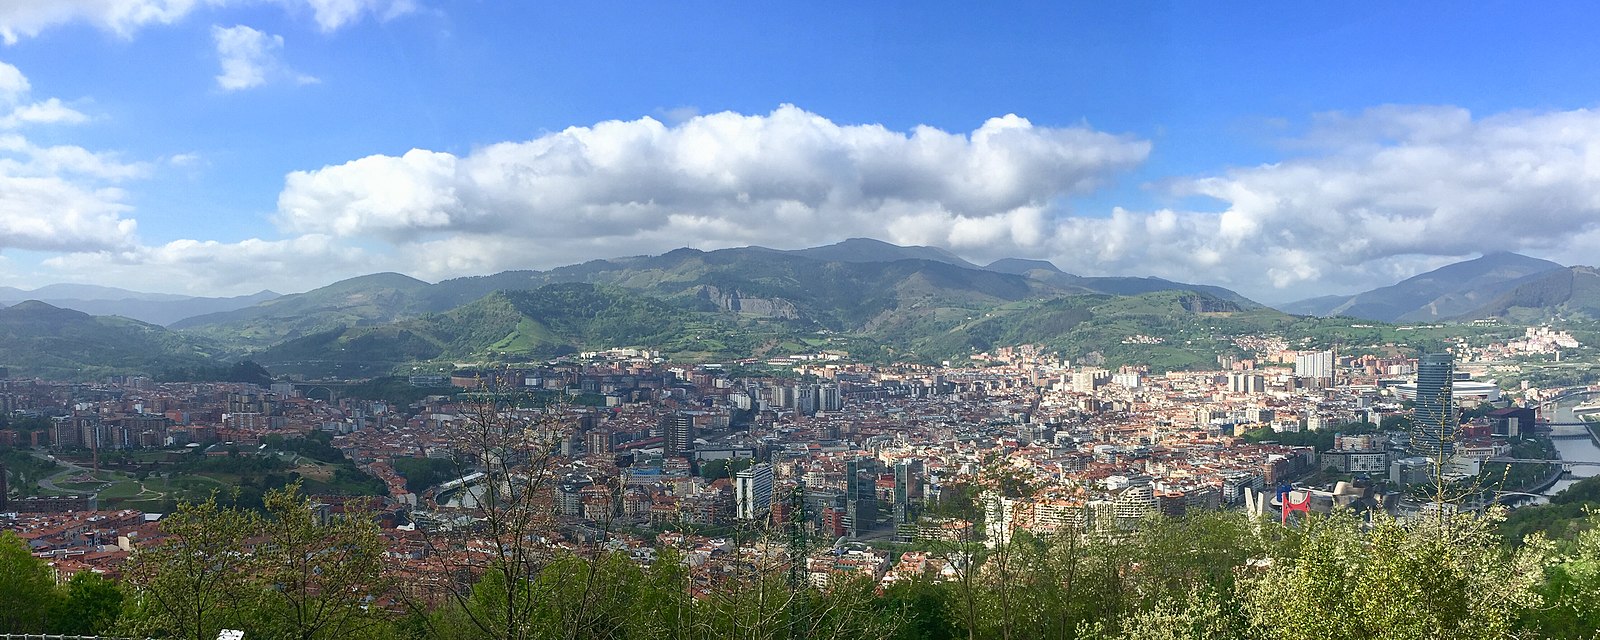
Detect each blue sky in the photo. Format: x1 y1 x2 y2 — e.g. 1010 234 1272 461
3 1 1600 303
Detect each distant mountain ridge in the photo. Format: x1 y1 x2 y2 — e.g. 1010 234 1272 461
0 285 280 326
783 237 979 268
1463 265 1600 321
1 239 1296 377
0 283 193 302
172 239 1265 351
1279 252 1565 322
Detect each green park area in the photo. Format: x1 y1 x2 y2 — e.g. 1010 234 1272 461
12 431 387 512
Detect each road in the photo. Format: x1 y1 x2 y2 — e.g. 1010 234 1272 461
31 452 103 494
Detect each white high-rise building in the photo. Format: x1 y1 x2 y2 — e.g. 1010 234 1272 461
1072 369 1110 393
795 385 818 415
1294 350 1335 381
1227 372 1265 394
735 463 775 520
818 384 843 412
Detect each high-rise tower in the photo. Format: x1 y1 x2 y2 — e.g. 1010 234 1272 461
1414 352 1457 458
845 457 878 537
662 413 695 457
735 462 774 520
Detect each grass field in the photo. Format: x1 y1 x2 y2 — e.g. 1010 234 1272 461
37 464 231 508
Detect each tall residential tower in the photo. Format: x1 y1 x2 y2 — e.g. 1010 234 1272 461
1414 352 1457 458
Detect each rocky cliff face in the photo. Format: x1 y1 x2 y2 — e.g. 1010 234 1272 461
695 286 800 319
1178 293 1243 314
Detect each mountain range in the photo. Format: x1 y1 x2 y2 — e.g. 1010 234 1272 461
0 240 1591 379
1279 252 1570 322
171 238 1258 352
0 285 280 326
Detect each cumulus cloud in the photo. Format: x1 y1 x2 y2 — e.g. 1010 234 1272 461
0 64 138 255
0 135 149 181
0 136 145 253
0 98 89 127
0 0 412 43
0 174 136 253
41 234 375 294
0 0 200 44
0 60 28 98
301 0 414 32
212 24 315 91
31 103 1600 302
993 105 1600 300
275 105 1151 274
0 61 88 128
261 104 1600 301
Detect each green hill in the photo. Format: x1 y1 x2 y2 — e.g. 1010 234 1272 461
0 301 221 380
1465 265 1600 322
898 290 1263 368
176 241 1266 356
252 283 762 375
171 272 433 350
1280 252 1565 321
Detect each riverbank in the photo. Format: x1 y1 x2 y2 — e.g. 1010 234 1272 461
1524 462 1565 496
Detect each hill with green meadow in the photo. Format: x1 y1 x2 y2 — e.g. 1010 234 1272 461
251 283 783 375
0 301 222 380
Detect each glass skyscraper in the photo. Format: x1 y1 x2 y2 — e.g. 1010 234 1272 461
1414 352 1457 458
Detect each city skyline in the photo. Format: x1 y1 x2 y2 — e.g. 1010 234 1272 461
4 3 1600 302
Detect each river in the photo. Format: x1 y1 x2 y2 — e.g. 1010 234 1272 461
1542 397 1600 497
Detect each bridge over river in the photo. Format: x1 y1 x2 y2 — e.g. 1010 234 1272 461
1488 457 1600 472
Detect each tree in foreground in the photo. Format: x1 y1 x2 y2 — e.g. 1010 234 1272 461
1524 510 1600 638
249 484 393 640
51 570 124 635
1241 508 1545 640
0 530 56 633
121 484 392 640
121 495 261 640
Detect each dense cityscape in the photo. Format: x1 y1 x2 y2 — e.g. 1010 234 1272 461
10 2 1600 639
7 315 1600 637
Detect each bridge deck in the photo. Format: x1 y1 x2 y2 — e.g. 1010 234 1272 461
1489 458 1600 467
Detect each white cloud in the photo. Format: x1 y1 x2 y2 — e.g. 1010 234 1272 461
0 60 28 99
301 0 414 32
211 24 315 91
269 104 1600 301
0 98 89 127
41 234 374 294
0 134 145 253
0 64 140 255
27 103 1600 303
0 61 89 128
0 0 412 43
275 105 1151 274
1002 106 1600 301
0 0 201 44
0 173 136 253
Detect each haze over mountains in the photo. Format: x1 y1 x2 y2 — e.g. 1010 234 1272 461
0 239 1590 379
0 286 280 326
